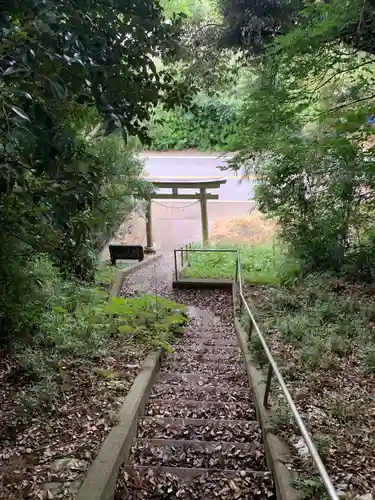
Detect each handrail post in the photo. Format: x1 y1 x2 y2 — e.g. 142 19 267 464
264 364 273 408
174 250 178 281
235 255 239 282
248 317 253 340
187 243 191 266
180 248 183 268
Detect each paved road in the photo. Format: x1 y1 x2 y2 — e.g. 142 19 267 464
142 154 255 201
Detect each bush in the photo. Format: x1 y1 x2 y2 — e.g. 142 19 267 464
10 256 188 416
86 136 148 251
50 135 149 279
0 135 149 342
149 93 241 151
362 344 375 374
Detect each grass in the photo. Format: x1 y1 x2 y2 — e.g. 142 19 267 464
253 273 375 374
181 243 290 285
210 210 278 246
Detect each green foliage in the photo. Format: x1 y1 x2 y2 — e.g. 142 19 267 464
217 0 375 56
94 265 120 292
0 0 173 283
106 294 187 349
255 273 375 374
0 0 189 342
94 262 133 292
11 255 187 415
293 474 326 500
362 344 375 374
181 243 296 285
161 0 219 21
149 93 240 151
0 136 148 340
249 333 269 366
225 3 375 278
216 0 301 55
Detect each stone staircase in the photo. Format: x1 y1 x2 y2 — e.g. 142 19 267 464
115 308 275 499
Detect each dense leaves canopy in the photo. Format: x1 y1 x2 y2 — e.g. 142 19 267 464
221 0 375 277
1 0 183 189
217 0 375 55
0 0 187 339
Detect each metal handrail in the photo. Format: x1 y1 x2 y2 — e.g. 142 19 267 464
174 246 339 500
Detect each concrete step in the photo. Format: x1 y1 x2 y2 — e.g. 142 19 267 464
131 438 266 470
137 417 261 443
118 466 274 498
181 333 237 342
175 345 240 353
170 352 243 364
135 437 260 449
124 465 270 480
179 337 238 347
161 360 245 375
157 371 249 387
149 383 253 403
145 399 256 421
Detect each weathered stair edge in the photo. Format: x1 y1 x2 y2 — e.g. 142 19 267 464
232 284 303 500
78 254 164 500
110 253 163 297
76 348 164 500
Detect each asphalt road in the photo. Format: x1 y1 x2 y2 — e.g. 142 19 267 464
142 154 255 201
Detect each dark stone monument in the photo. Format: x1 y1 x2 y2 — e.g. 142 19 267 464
109 245 144 265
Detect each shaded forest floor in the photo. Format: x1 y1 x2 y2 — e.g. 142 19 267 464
245 277 375 499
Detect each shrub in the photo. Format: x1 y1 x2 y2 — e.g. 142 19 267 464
7 255 188 417
0 136 149 341
249 334 269 366
149 93 241 151
362 344 375 374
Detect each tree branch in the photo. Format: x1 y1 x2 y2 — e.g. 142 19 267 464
312 58 375 93
324 93 375 114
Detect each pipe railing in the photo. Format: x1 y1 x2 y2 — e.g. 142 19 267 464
173 246 339 500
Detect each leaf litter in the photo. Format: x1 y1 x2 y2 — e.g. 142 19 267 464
247 282 375 498
0 339 146 499
117 257 275 498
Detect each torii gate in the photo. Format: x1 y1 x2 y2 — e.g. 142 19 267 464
144 177 227 252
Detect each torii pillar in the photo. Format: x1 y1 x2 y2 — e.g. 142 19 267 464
144 198 155 254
